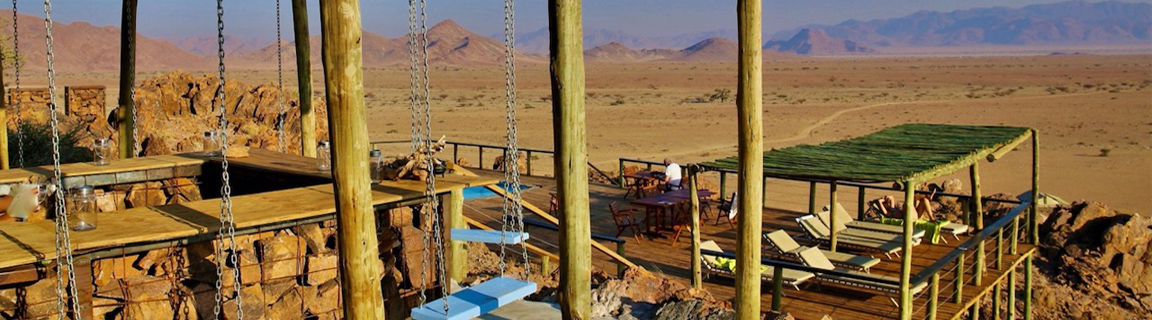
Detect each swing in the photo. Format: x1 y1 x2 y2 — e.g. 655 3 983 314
409 0 536 318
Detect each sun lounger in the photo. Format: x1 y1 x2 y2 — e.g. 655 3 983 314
815 211 922 245
796 215 902 258
762 230 880 272
699 240 815 290
797 247 927 306
829 202 968 242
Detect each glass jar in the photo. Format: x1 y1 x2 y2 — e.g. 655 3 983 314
93 138 112 166
317 141 331 171
202 131 221 156
67 185 97 231
369 149 384 183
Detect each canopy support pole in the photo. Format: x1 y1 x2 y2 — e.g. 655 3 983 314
117 0 138 159
291 0 316 157
0 58 7 170
319 1 384 318
445 188 466 282
689 168 701 289
899 179 915 320
829 180 838 252
549 1 591 318
1029 130 1039 244
735 0 764 317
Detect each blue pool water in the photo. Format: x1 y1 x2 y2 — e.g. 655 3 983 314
462 181 534 200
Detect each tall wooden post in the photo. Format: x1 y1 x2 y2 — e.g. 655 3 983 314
735 0 764 317
689 168 702 289
1029 130 1039 244
899 179 916 320
808 181 817 215
829 181 839 252
549 1 591 318
292 0 316 157
857 186 866 220
319 1 384 318
117 0 138 159
1024 254 1033 320
445 188 466 282
971 163 983 230
0 59 8 170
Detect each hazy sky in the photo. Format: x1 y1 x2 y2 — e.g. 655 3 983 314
18 0 1152 40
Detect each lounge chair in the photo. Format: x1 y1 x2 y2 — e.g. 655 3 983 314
796 215 902 258
797 247 927 306
699 240 815 290
830 202 968 242
815 211 922 245
763 230 880 272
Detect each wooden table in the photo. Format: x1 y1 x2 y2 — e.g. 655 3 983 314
629 189 712 235
622 171 663 198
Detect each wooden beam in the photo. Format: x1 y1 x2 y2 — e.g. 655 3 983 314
318 1 384 319
735 0 764 317
291 0 316 157
117 0 138 159
445 188 466 283
549 1 591 318
689 169 701 289
986 130 1032 162
899 179 915 320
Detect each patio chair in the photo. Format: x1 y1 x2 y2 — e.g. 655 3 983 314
715 193 737 228
796 215 902 258
699 240 815 290
797 247 927 307
548 193 559 217
762 230 879 272
815 211 922 245
609 202 645 242
827 202 967 243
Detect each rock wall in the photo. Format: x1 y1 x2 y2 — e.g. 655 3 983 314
5 87 52 129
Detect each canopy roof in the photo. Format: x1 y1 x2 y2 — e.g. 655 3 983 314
700 124 1032 183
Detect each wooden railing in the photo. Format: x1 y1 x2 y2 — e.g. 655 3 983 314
371 140 616 184
522 218 629 277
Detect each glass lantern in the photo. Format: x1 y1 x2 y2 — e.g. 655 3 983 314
202 131 221 156
68 185 97 231
93 138 112 166
369 149 384 183
317 141 331 171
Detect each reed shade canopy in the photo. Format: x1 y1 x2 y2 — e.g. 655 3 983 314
700 124 1033 183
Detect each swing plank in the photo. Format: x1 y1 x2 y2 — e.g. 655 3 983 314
411 276 537 320
450 229 529 244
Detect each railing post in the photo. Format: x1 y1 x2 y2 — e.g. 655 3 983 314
899 180 915 320
857 186 866 220
542 256 551 275
1011 215 1019 255
1029 130 1039 245
972 303 982 320
996 228 1004 270
616 241 627 278
955 252 965 304
829 180 839 252
479 146 484 169
618 159 626 188
1007 265 1017 320
771 267 784 312
808 181 817 215
719 171 727 199
976 240 986 286
1024 254 1033 320
928 272 940 320
993 282 1002 320
526 150 533 176
646 163 652 171
453 143 459 165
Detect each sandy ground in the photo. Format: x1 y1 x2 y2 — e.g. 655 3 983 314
41 54 1152 213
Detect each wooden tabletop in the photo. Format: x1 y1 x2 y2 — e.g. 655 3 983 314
623 171 661 180
0 154 206 185
630 189 713 207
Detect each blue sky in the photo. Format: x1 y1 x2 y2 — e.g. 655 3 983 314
19 0 1152 40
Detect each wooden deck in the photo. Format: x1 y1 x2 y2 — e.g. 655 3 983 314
463 170 1034 320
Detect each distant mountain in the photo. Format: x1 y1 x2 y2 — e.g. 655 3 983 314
583 37 794 62
678 37 739 61
0 10 208 72
768 1 1151 47
516 27 737 53
763 29 876 54
174 35 272 57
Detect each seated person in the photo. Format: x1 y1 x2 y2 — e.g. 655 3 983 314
662 158 682 191
869 184 939 222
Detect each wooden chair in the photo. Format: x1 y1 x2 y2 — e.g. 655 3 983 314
639 182 661 199
548 193 559 217
608 202 645 242
715 192 738 229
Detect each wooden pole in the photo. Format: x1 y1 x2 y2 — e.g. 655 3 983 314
973 303 982 320
689 168 702 289
971 163 983 230
928 272 939 320
993 282 1002 320
1024 254 1033 320
1029 130 1039 245
318 1 384 318
291 0 316 157
857 186 866 220
808 181 817 215
829 181 839 252
0 59 8 170
899 179 915 320
117 0 138 159
955 252 965 304
549 1 591 318
771 267 784 312
1007 266 1016 320
735 0 764 317
445 188 466 282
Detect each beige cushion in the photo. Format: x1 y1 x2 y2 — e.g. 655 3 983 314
764 230 802 253
797 247 837 270
700 240 723 265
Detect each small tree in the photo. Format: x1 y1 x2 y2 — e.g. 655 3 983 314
709 88 732 103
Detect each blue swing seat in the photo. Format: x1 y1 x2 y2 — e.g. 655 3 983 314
410 276 538 320
450 229 529 244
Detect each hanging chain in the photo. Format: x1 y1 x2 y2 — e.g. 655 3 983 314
12 0 23 167
211 0 243 318
499 0 531 279
42 1 82 319
406 0 422 154
275 0 286 153
127 1 138 157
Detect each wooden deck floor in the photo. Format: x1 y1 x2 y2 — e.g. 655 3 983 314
463 170 1034 320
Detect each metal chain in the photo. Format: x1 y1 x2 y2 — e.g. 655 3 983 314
42 2 81 318
406 0 422 154
211 0 243 318
275 0 286 153
12 0 23 167
413 0 449 312
501 0 531 279
126 1 138 157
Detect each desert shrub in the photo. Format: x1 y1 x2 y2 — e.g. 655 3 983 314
7 122 94 167
1099 148 1112 157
